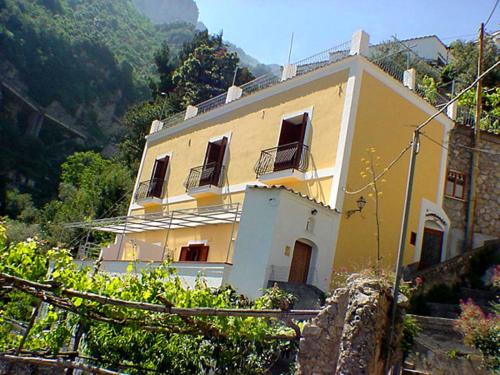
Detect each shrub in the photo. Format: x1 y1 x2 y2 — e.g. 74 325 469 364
456 299 500 371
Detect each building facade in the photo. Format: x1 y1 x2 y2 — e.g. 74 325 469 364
71 31 454 298
444 124 500 257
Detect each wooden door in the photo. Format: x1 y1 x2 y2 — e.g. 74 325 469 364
419 228 444 269
288 241 312 283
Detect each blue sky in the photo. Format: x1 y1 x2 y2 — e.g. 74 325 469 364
196 0 500 65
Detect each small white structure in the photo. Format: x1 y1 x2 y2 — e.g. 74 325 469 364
228 186 339 299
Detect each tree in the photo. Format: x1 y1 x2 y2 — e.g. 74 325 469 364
441 37 499 91
172 31 251 106
40 152 133 246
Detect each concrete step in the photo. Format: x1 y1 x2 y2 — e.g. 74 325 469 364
402 369 429 375
267 281 325 309
458 287 498 306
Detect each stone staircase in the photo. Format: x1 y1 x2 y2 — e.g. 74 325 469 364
266 281 326 309
402 315 489 374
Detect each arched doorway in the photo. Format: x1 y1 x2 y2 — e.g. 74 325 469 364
288 240 313 283
418 213 447 270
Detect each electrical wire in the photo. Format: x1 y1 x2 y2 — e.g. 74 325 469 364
343 59 500 195
343 143 412 195
485 0 500 27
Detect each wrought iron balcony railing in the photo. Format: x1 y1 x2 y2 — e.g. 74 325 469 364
254 142 309 178
184 162 225 191
135 178 166 201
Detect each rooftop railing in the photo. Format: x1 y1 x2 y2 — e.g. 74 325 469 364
152 40 351 135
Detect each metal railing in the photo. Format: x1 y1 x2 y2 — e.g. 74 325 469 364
295 41 351 76
456 106 500 133
197 92 228 115
254 142 309 178
184 162 225 191
76 242 102 260
240 72 282 97
151 40 352 135
368 39 452 110
135 178 166 201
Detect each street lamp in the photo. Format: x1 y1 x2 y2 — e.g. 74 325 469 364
346 196 367 218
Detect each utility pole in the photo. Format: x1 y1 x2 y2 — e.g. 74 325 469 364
464 23 484 252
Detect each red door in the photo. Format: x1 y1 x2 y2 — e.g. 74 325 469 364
288 241 312 283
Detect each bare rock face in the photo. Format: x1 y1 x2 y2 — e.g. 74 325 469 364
133 0 199 25
297 275 403 375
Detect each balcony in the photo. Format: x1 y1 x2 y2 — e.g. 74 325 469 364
134 178 166 207
184 162 225 198
254 142 309 184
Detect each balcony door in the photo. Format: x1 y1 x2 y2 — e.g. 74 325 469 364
199 137 227 186
149 156 169 198
274 113 308 172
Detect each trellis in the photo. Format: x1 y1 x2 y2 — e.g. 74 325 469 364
0 272 320 373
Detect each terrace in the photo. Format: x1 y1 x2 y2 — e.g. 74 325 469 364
149 31 458 138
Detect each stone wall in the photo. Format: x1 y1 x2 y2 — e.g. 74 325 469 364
297 276 402 375
444 126 500 247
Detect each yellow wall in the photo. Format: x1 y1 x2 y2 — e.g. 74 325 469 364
333 71 447 271
134 69 349 210
124 69 349 261
124 223 237 263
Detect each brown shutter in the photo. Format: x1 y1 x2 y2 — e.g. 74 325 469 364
150 156 169 197
179 246 189 261
298 113 308 144
200 137 227 186
212 137 227 185
198 246 209 262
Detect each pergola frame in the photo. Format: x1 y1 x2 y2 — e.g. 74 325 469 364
64 204 241 234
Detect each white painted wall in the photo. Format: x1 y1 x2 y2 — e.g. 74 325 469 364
75 260 231 289
228 187 339 299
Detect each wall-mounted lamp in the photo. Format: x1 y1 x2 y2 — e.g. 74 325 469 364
310 209 318 216
346 196 367 218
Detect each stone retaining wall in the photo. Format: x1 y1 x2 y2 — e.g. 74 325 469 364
297 275 402 375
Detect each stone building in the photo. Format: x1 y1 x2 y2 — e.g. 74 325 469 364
444 123 500 257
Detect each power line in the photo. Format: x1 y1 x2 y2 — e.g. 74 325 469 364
343 143 412 195
485 0 500 27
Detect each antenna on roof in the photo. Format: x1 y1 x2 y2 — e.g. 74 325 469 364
287 32 294 64
232 66 239 86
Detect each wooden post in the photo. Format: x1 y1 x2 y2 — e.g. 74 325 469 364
464 23 484 252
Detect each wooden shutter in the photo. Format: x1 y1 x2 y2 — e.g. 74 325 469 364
198 246 209 262
212 137 227 185
149 156 169 198
179 246 189 261
200 137 227 186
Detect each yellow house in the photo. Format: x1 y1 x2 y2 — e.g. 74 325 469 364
71 30 454 298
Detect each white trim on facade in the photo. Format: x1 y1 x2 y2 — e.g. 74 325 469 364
146 57 357 144
128 142 149 215
328 59 363 211
128 166 337 211
436 125 451 205
358 58 454 131
187 240 209 246
279 106 314 147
